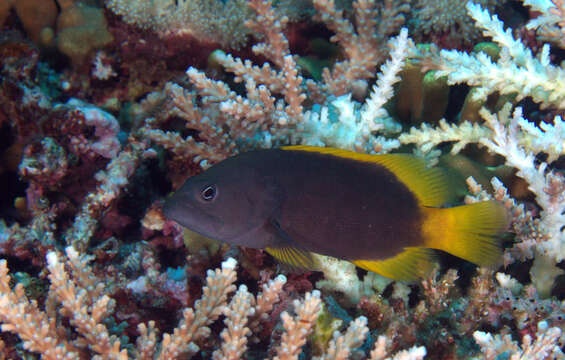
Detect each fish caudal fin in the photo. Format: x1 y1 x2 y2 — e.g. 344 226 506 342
353 247 437 281
421 201 509 267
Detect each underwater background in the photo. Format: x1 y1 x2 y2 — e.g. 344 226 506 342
0 0 565 358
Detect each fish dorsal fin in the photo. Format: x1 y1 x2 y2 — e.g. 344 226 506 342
265 246 316 270
282 145 454 207
352 247 436 281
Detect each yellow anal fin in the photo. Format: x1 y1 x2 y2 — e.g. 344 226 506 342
422 200 509 267
352 247 436 281
281 145 455 207
265 246 316 270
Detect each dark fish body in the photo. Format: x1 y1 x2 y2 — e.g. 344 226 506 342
239 148 422 260
164 146 509 280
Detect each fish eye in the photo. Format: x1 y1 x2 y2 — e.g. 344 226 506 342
200 185 216 201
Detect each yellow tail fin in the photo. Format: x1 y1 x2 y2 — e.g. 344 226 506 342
421 201 509 267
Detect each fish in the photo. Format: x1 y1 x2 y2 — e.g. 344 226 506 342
163 146 509 281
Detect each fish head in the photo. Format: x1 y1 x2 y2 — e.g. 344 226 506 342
163 157 282 247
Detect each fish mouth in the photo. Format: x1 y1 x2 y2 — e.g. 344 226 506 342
162 197 182 221
163 200 224 236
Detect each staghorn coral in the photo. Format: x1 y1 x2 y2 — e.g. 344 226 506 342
430 2 565 109
473 321 564 360
312 0 409 97
0 250 436 359
524 0 565 48
142 0 409 175
401 1 565 298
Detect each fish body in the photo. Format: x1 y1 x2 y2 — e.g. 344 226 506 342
164 146 508 280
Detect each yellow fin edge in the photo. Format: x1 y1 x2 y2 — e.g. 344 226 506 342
353 247 436 281
265 246 316 270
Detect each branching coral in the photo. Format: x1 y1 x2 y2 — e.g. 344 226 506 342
0 250 436 359
312 0 409 97
142 0 409 171
401 1 565 298
524 0 565 48
4 0 565 358
0 248 126 359
409 0 503 47
473 321 564 360
432 2 565 109
297 28 409 152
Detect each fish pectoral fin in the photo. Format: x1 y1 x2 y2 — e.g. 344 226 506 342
265 246 316 270
352 247 436 281
264 218 316 270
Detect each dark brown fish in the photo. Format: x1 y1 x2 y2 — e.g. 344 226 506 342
163 146 508 280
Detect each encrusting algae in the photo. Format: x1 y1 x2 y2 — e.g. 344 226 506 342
164 146 509 281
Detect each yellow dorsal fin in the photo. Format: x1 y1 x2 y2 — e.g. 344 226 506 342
265 246 316 270
352 247 436 281
421 200 509 267
282 145 454 207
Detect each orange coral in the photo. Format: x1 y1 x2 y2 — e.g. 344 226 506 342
13 0 58 44
0 0 58 45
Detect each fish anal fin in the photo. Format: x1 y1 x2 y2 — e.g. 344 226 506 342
352 247 436 281
281 146 454 207
265 246 316 270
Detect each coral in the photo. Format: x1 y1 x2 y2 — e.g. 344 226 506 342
0 0 58 45
56 2 114 66
395 56 449 125
19 137 69 190
297 28 409 152
431 2 565 109
399 1 565 296
104 0 254 49
473 321 564 359
313 316 369 360
524 0 565 48
3 0 565 358
11 0 58 44
311 304 344 356
92 51 118 80
0 0 113 66
142 0 409 173
312 0 409 97
409 0 503 48
0 251 434 359
0 248 125 359
61 98 122 159
66 141 145 252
